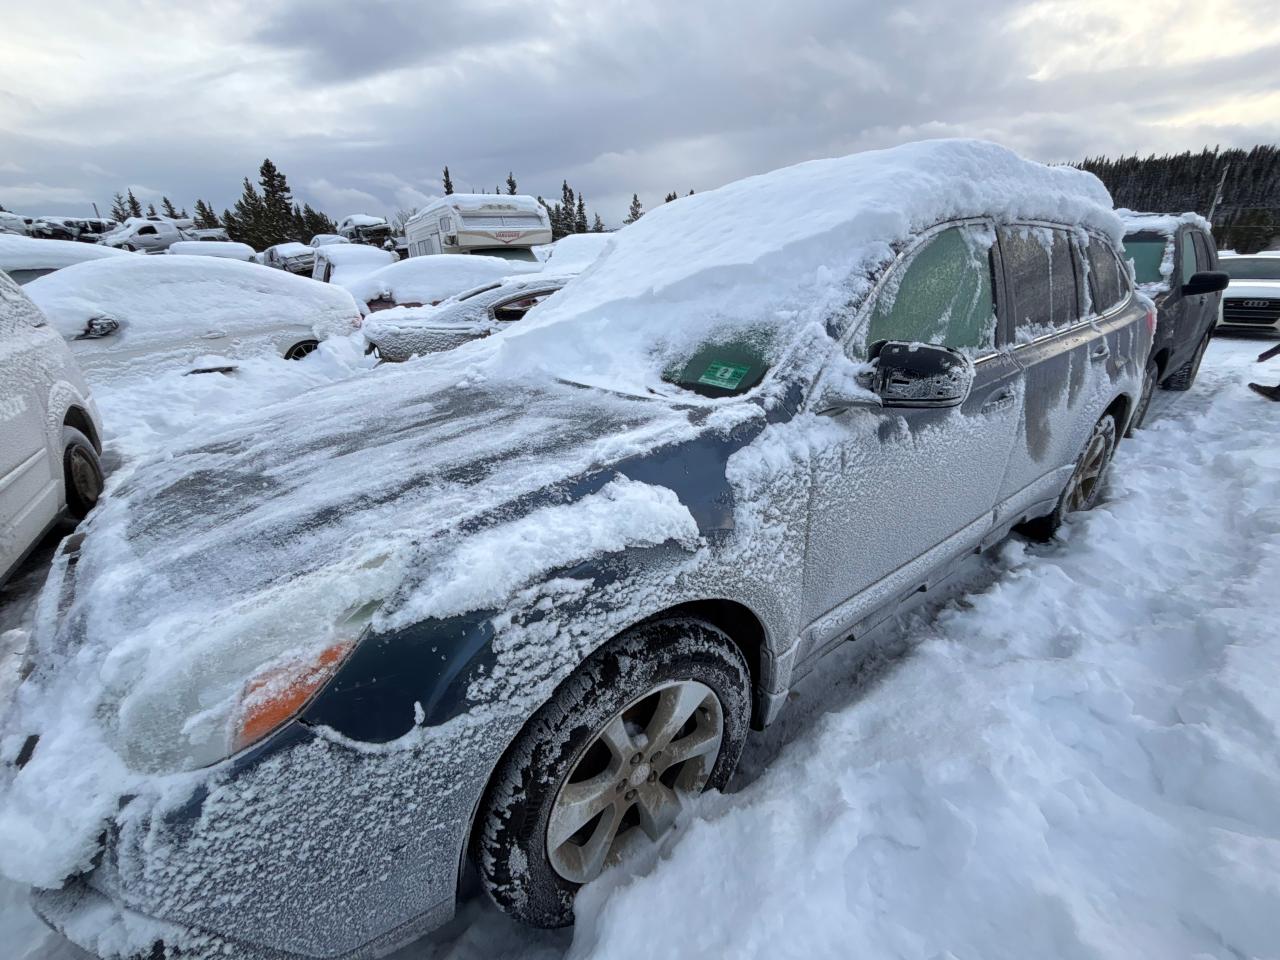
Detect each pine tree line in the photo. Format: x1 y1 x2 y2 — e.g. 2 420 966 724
1076 145 1280 253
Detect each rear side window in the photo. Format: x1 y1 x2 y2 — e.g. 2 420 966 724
861 224 997 355
1001 226 1081 340
1179 233 1198 284
492 289 557 322
1085 238 1125 314
1191 231 1214 271
137 225 157 236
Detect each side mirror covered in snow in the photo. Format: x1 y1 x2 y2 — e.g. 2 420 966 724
870 340 974 409
76 316 120 340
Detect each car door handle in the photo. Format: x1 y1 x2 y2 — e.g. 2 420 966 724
1090 344 1110 362
981 388 1016 412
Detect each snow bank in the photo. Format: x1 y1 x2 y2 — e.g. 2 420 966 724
164 241 255 261
0 235 133 271
496 139 1120 397
540 233 613 276
343 254 538 307
25 256 361 357
315 244 398 287
569 337 1280 960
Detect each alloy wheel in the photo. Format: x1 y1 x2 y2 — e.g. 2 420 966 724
546 679 723 884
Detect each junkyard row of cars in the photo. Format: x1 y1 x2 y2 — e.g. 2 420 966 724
1 140 1279 960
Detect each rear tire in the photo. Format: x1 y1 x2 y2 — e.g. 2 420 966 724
62 426 103 520
1017 413 1117 542
1162 331 1210 391
475 618 752 928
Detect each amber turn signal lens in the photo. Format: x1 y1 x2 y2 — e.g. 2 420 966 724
234 640 355 752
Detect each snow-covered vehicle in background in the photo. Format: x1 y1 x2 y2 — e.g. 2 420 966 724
164 240 256 261
23 255 363 377
340 252 540 313
310 242 398 285
99 216 187 254
186 227 231 243
1218 252 1280 336
308 233 348 248
0 211 34 236
0 234 134 285
0 272 103 586
1 140 1151 960
363 273 573 360
262 242 316 275
1120 211 1229 427
336 214 394 248
28 218 79 242
405 194 551 261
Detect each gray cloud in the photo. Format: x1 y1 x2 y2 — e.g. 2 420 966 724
1 0 1277 225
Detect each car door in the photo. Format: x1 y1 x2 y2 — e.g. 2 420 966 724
0 283 61 578
994 225 1129 520
798 221 1023 656
1188 229 1221 339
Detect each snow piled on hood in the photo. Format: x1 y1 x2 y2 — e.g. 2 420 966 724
569 338 1280 960
0 235 134 271
343 254 538 307
25 255 361 346
493 139 1120 397
540 233 613 276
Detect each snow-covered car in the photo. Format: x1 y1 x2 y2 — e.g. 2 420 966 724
341 252 540 312
364 274 572 360
29 218 79 242
308 233 348 247
0 272 104 586
310 242 398 285
99 217 186 254
0 211 34 236
539 231 613 275
1120 211 1229 427
164 240 257 261
186 227 232 243
23 255 363 377
262 241 315 275
0 234 135 285
337 214 394 247
2 140 1151 960
1218 253 1280 336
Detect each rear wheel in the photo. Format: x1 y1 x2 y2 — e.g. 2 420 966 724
284 339 319 360
62 426 103 520
1126 359 1159 436
1162 331 1210 391
476 618 751 928
1018 413 1117 541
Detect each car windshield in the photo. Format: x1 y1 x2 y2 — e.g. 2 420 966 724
1221 257 1280 281
1121 234 1170 284
661 333 772 398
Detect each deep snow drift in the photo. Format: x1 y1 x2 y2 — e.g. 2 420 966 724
4 340 1277 959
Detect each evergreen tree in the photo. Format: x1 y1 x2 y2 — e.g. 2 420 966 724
442 166 454 195
506 171 518 195
222 176 265 247
623 194 644 225
126 190 143 218
664 192 678 203
161 196 180 219
257 158 298 245
688 189 695 196
110 193 130 221
591 213 606 232
574 193 588 233
192 200 221 229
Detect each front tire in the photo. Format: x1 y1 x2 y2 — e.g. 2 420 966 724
62 426 103 520
284 339 319 360
475 618 752 928
1018 413 1117 541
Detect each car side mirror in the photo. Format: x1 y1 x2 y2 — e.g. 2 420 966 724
1182 271 1229 296
76 316 119 340
870 340 975 408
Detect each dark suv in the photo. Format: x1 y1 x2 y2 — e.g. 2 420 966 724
9 143 1151 960
1121 212 1229 427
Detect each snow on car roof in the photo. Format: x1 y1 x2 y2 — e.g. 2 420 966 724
343 214 388 227
342 254 540 306
494 138 1122 397
1119 209 1213 237
268 242 314 258
165 240 256 260
541 233 613 276
25 254 360 344
0 234 134 271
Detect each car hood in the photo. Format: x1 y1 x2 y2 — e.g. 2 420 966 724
1223 279 1280 298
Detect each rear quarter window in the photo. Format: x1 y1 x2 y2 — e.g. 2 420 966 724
1084 238 1125 315
1000 225 1081 340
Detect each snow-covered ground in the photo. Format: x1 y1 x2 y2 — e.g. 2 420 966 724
4 336 1279 959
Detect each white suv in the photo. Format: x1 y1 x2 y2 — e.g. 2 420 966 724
0 272 104 585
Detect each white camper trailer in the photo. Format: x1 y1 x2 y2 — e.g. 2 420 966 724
404 194 551 262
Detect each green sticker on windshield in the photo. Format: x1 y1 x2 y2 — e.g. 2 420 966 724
696 360 751 390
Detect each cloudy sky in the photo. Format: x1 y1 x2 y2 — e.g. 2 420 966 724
2 0 1278 225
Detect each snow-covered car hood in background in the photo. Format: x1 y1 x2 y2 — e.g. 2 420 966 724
341 254 540 310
